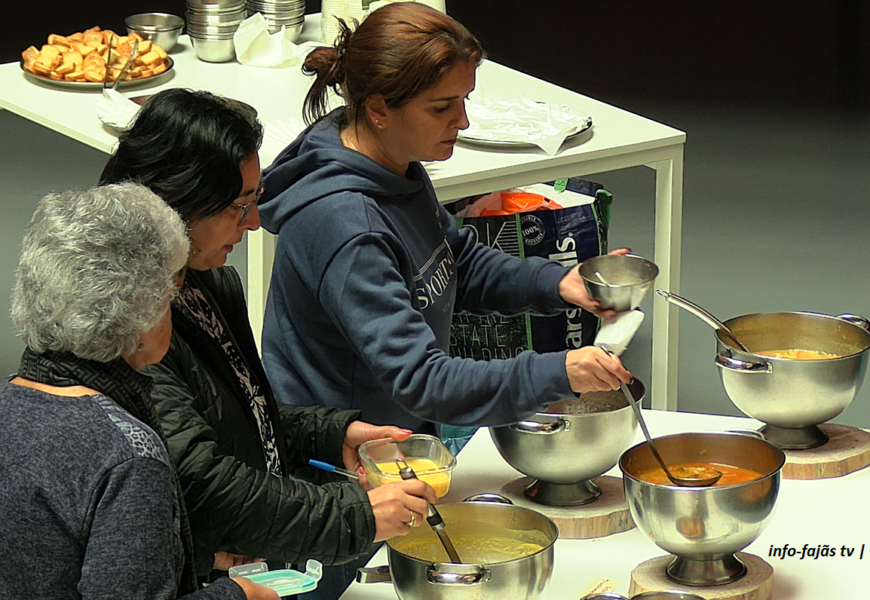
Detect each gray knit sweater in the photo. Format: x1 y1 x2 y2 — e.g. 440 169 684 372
0 380 245 600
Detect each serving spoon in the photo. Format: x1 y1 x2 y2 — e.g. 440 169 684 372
656 290 750 352
396 459 463 563
600 346 722 487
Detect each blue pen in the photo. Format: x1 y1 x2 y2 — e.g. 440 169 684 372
309 459 360 480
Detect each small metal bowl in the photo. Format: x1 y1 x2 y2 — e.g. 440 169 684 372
190 36 236 63
580 254 658 312
125 13 184 52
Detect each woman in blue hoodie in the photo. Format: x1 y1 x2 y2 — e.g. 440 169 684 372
258 3 632 437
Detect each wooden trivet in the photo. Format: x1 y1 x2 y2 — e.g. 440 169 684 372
499 475 635 539
629 552 773 600
782 423 870 480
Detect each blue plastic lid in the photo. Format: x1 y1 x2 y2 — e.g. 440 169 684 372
245 569 318 596
229 560 322 596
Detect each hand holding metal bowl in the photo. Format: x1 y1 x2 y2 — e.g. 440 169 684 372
619 432 785 587
579 254 658 312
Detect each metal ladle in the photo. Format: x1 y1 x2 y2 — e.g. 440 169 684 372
396 459 463 563
656 290 750 352
600 346 722 487
594 271 615 286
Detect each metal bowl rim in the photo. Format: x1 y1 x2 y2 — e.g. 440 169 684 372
541 400 635 418
386 501 559 565
125 13 185 30
718 310 870 358
579 253 659 285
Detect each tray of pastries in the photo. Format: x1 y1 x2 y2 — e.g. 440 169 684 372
20 26 173 89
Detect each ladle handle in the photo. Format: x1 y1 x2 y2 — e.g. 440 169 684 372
398 461 463 563
398 464 443 526
658 290 751 352
621 381 672 476
656 290 729 331
599 345 674 480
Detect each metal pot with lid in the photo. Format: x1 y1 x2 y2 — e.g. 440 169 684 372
357 496 558 600
715 311 870 449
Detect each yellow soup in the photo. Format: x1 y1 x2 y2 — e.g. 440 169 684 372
371 458 451 497
756 349 839 360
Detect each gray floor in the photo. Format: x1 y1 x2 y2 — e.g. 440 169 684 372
2 102 870 426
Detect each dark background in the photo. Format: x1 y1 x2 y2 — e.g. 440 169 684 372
4 1 870 114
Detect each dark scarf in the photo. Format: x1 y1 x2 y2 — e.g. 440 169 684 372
17 347 200 595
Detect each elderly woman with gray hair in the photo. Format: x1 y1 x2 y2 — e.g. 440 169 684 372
1 183 277 600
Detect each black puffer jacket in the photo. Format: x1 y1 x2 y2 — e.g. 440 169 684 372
143 267 377 570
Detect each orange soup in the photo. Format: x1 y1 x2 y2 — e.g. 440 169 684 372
756 349 839 360
635 462 763 487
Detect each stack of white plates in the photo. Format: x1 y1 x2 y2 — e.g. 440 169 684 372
246 0 305 40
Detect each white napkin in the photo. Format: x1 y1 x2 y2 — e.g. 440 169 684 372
94 88 140 131
234 13 313 67
594 309 645 356
461 95 592 155
262 117 307 160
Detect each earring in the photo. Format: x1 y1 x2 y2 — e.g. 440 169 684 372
375 120 384 129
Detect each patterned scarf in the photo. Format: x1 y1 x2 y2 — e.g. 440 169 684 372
17 347 200 595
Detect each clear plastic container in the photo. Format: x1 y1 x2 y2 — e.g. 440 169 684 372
359 434 456 497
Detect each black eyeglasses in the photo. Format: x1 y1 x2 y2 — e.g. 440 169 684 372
230 181 265 226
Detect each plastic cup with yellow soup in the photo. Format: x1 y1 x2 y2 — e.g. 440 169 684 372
359 434 456 498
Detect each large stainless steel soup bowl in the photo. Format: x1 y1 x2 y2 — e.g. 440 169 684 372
385 500 558 600
715 312 870 449
620 432 785 587
490 380 641 506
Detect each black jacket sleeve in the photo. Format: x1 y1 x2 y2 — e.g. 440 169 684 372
148 350 377 566
145 267 377 566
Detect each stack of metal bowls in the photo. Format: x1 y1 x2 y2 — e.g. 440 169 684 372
246 0 305 41
186 0 247 62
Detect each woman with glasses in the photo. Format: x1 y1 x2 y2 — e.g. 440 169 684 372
100 89 436 588
4 183 277 600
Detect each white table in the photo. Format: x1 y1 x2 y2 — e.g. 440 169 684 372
0 17 685 409
339 410 870 600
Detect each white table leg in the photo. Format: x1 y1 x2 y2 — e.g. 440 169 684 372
648 148 684 410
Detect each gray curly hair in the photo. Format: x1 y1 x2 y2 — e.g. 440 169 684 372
11 183 189 362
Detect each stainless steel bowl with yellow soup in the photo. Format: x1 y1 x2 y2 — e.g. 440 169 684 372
714 311 870 449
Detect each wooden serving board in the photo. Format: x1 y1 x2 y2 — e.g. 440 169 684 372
499 475 635 539
783 423 870 480
629 552 773 600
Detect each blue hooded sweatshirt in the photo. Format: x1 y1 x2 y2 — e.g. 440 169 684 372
258 109 577 432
